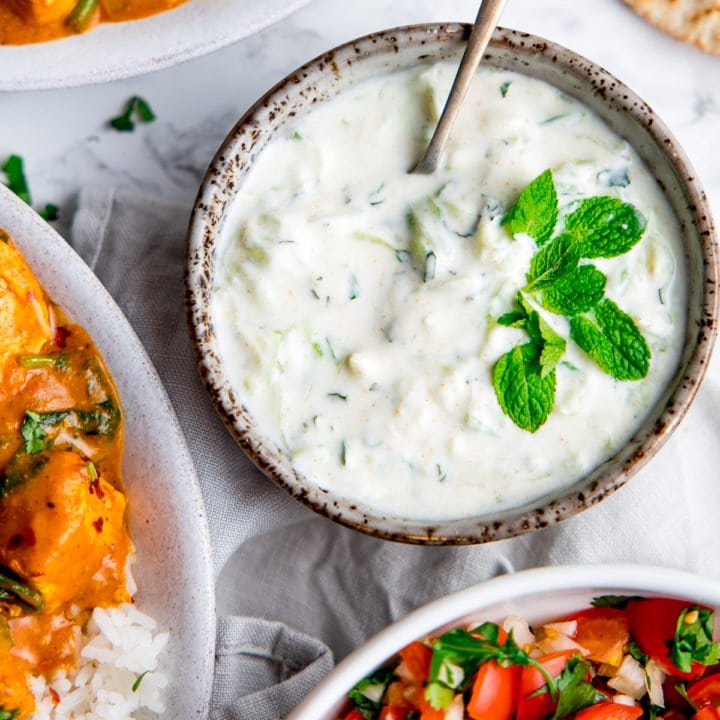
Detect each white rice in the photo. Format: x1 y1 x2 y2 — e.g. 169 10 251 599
28 604 169 720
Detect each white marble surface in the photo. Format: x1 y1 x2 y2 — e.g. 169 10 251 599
2 0 720 241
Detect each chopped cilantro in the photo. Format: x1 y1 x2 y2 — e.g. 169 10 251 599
110 96 156 132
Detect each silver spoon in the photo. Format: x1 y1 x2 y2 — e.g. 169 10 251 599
412 0 508 174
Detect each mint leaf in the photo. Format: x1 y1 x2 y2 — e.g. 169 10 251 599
520 299 567 377
570 299 650 380
2 155 31 205
493 343 556 432
497 310 527 328
502 169 558 246
539 265 606 316
526 233 580 289
565 196 646 258
110 96 156 132
539 334 566 378
670 607 720 673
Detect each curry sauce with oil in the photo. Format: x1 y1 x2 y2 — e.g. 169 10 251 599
0 0 186 45
0 230 132 719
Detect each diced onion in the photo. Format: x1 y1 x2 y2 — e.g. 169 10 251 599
503 615 536 649
612 695 639 706
543 621 578 638
445 694 465 720
645 659 666 707
608 655 646 699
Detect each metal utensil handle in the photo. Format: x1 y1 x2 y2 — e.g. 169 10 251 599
413 0 508 174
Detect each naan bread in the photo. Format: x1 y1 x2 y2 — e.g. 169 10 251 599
624 0 720 54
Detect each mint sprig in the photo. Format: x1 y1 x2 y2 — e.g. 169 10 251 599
494 169 651 432
502 169 558 246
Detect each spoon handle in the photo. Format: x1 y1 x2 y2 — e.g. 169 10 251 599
412 0 508 174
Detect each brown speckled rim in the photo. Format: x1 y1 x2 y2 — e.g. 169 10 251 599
185 24 718 545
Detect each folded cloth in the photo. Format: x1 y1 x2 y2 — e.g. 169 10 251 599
71 186 720 719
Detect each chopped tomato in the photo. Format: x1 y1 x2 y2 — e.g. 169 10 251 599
517 650 577 720
417 694 446 720
689 675 720 708
342 709 365 720
574 701 643 720
628 599 707 679
384 680 414 710
379 707 413 720
398 641 432 685
467 661 521 720
694 708 720 720
567 608 630 666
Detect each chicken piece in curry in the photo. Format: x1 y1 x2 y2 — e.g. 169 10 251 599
0 0 187 45
0 229 131 719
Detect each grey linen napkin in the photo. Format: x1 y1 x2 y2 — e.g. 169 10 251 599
71 186 720 720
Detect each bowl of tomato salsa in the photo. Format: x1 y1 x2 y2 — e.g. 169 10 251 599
287 565 720 720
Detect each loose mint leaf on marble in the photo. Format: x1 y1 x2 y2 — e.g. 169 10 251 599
2 155 31 205
570 299 650 380
502 169 558 246
565 196 646 258
538 264 607 316
526 233 580 290
110 96 156 132
492 343 556 432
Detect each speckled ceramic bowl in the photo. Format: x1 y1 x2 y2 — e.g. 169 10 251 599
286 564 720 720
1 185 215 718
185 25 718 545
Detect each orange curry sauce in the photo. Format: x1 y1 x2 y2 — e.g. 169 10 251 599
0 0 186 45
0 230 131 718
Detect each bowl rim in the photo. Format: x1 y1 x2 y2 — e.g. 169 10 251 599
286 564 720 720
185 22 719 545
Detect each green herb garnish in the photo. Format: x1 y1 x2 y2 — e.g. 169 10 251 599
529 656 606 720
493 170 650 432
500 81 511 98
67 0 99 32
501 169 558 246
2 155 31 204
348 668 393 719
425 622 558 711
670 607 720 673
0 708 20 720
2 155 60 219
39 203 59 221
20 399 120 454
110 96 156 132
590 594 644 609
132 670 150 693
0 566 44 611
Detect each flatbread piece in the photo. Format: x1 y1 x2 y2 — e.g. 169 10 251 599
624 0 720 54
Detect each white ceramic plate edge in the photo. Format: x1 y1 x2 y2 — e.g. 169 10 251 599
288 564 720 720
0 0 312 90
0 184 215 718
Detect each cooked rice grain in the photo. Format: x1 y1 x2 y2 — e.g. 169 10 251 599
29 604 168 720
